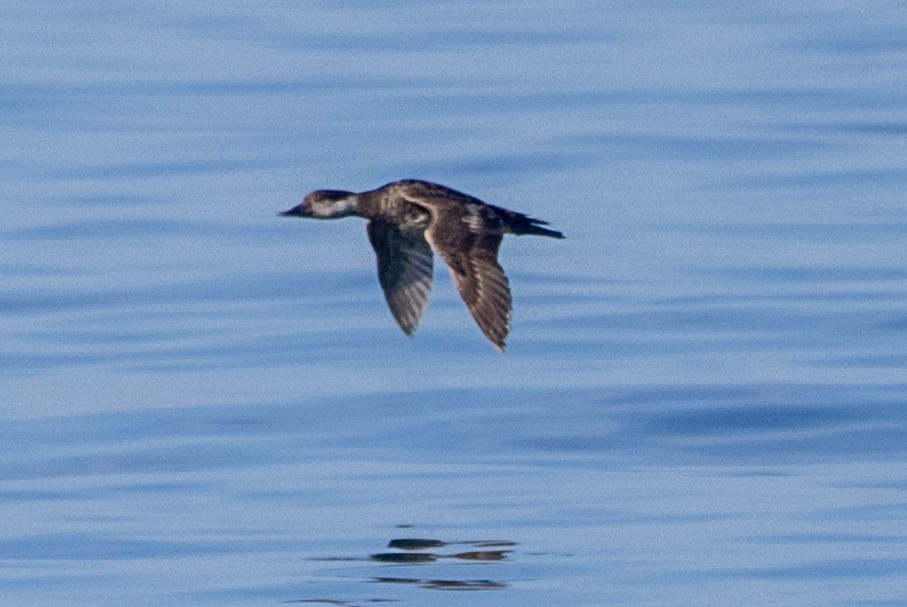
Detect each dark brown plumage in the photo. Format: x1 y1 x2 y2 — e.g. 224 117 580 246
281 179 564 351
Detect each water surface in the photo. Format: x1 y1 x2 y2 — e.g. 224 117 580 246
2 1 906 605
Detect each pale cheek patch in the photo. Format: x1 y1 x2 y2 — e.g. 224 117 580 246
327 197 356 217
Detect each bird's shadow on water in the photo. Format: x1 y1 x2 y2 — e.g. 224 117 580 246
287 536 518 605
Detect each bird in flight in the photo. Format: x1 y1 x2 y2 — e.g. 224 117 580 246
281 179 564 351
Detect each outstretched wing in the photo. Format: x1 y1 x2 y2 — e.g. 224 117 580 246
366 220 434 335
425 226 512 351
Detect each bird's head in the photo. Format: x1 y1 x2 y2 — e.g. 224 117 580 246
280 190 357 219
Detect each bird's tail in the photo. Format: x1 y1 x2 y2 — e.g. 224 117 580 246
501 209 565 239
520 220 565 239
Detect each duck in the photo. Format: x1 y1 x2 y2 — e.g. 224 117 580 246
280 179 564 351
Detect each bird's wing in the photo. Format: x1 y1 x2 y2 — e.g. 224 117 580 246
424 223 512 351
366 220 434 335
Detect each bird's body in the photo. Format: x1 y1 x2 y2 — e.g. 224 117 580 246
281 179 564 351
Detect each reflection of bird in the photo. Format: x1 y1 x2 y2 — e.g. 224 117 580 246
281 179 564 351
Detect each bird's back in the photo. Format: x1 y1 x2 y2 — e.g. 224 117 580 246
380 179 564 239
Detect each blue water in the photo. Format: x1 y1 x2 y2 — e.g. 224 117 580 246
3 1 907 605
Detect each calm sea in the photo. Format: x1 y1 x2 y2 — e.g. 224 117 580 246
2 1 907 605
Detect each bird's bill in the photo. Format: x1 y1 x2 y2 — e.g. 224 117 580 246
279 204 308 217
